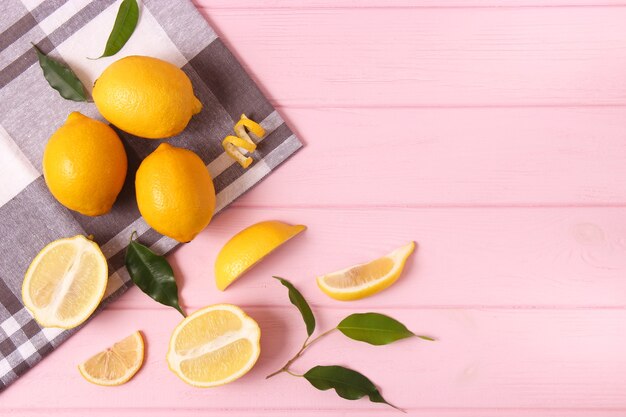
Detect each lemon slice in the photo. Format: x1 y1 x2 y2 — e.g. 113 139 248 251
78 331 144 386
22 235 108 329
215 221 306 290
167 304 261 387
316 242 416 301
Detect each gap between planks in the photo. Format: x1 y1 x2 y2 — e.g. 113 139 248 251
274 103 626 109
228 203 626 209
101 304 626 311
195 2 626 11
10 406 626 413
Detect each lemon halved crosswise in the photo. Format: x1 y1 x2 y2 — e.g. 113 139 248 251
316 242 416 301
22 235 108 329
167 304 261 387
78 331 144 386
215 221 306 290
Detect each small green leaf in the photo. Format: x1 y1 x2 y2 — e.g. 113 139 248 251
125 234 185 316
33 45 87 101
94 0 139 58
273 276 315 337
303 365 403 412
337 313 415 346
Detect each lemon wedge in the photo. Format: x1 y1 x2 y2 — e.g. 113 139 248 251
316 242 415 301
78 331 144 386
167 304 261 387
22 235 108 329
215 221 306 291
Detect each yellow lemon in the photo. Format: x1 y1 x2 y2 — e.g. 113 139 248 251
316 242 415 301
135 143 215 242
215 221 306 291
93 55 202 139
42 112 127 216
22 235 108 329
167 304 260 387
78 331 144 386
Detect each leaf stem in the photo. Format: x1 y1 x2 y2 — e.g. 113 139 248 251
385 400 407 413
175 305 187 318
266 328 336 379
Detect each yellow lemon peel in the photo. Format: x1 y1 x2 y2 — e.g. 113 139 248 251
222 114 264 168
215 221 306 291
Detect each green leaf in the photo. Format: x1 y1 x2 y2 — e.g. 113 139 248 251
273 276 315 337
125 234 185 316
303 365 403 412
95 0 139 58
337 312 416 345
33 45 87 101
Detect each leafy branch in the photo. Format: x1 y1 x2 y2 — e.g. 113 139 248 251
268 276 435 411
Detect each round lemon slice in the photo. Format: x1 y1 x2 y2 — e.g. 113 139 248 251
215 221 306 290
167 304 261 387
22 235 108 329
78 331 144 386
316 242 416 301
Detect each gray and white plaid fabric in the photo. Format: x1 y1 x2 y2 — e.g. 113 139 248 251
0 0 302 391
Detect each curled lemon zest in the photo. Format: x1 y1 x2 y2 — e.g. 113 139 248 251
223 136 254 168
222 135 256 152
222 114 265 169
235 114 265 138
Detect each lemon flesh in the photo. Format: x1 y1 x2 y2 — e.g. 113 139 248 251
167 304 261 387
43 112 127 216
316 242 415 301
22 235 108 329
215 221 306 291
93 55 202 139
135 143 216 242
78 331 144 386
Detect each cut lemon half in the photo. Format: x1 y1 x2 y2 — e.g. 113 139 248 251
215 221 306 290
78 331 144 386
167 304 261 387
316 242 416 301
22 235 108 329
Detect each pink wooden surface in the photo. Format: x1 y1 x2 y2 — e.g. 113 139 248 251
4 1 626 416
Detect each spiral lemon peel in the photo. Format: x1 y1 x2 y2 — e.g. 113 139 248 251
222 114 265 168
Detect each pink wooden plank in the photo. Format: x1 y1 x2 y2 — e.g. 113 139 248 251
198 0 626 8
10 410 626 417
107 206 626 310
230 107 626 205
196 6 626 106
5 2 624 416
3 307 626 411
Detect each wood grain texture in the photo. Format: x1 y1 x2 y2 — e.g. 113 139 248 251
5 0 626 416
198 0 626 8
109 207 626 309
3 308 626 411
231 107 626 206
197 6 626 106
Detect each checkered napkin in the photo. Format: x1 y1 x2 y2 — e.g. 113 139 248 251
0 0 301 391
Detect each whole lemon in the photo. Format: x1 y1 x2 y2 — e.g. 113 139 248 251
43 112 127 216
92 56 202 139
136 143 215 242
